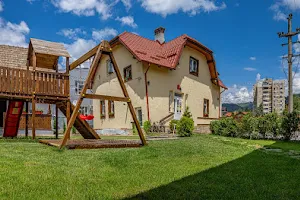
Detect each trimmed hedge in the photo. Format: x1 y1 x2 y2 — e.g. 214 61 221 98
211 112 299 140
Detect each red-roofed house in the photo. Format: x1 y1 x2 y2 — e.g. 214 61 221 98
92 27 227 133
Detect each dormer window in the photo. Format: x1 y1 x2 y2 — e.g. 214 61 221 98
189 57 199 76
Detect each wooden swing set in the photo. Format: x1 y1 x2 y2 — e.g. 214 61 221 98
40 40 147 149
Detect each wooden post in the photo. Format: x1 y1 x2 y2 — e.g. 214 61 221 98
55 104 58 139
60 45 103 148
25 101 28 137
66 57 71 139
109 52 147 146
32 50 37 139
32 96 36 139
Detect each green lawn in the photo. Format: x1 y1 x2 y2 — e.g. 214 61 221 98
0 135 300 199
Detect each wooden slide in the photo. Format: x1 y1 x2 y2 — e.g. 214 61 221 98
57 101 99 139
3 101 24 137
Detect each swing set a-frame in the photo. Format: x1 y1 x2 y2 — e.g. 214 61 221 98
40 40 147 149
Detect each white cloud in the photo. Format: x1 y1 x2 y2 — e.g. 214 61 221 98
57 28 86 39
0 17 30 47
269 0 300 21
140 0 226 17
222 84 253 103
0 1 3 12
244 67 257 71
256 73 261 81
294 34 300 53
51 0 113 20
121 0 132 10
92 27 118 41
116 16 137 28
250 57 256 61
65 38 96 62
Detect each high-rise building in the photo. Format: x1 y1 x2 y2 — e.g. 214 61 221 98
253 78 285 114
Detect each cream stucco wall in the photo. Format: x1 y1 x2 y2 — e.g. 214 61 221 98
93 44 221 129
92 44 146 129
145 46 220 126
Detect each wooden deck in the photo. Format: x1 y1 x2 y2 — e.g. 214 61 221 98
39 139 143 149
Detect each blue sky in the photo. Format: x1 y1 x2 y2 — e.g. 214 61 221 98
1 0 300 103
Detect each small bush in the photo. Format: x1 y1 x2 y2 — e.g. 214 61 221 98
169 119 179 132
183 106 192 118
281 111 300 140
143 120 151 135
177 116 194 137
210 120 222 135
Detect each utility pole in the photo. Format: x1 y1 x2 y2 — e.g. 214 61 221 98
278 13 300 113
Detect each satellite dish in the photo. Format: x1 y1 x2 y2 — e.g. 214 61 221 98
72 100 77 105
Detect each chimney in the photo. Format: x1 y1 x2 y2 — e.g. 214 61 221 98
154 27 165 44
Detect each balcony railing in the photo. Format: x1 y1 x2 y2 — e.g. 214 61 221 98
0 66 68 97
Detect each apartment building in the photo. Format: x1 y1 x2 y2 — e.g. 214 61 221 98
253 78 285 114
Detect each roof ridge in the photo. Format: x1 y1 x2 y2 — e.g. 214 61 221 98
0 44 28 49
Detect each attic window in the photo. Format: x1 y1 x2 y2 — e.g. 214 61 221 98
189 56 199 76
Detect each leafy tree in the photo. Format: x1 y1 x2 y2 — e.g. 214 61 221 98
293 95 300 114
281 111 300 140
253 103 264 117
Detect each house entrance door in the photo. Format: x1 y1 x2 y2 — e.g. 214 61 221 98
174 94 182 120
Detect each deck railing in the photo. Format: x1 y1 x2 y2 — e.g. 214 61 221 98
0 66 68 97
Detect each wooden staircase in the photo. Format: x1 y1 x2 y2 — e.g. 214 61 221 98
57 101 100 139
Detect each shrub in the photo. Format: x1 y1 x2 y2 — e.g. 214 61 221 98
131 123 137 135
177 116 194 137
169 119 179 133
211 117 238 137
220 117 238 137
183 106 192 118
257 116 268 139
281 111 300 140
210 120 222 135
264 113 280 138
143 120 151 135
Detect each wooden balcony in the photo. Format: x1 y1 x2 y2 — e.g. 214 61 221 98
0 66 69 100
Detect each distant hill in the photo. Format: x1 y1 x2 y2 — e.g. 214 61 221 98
223 102 253 112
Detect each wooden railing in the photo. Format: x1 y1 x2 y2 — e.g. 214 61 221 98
0 66 68 97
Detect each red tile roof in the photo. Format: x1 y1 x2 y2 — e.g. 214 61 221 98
111 32 227 89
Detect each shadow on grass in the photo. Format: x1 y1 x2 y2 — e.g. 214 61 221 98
125 142 300 200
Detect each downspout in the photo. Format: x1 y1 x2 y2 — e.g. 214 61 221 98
220 88 227 118
144 63 151 121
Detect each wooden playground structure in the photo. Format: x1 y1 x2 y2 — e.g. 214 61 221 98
1 38 146 149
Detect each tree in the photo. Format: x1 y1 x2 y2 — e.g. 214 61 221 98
253 103 263 117
281 111 300 140
293 95 300 114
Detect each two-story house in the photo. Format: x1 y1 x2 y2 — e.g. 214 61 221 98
92 27 227 133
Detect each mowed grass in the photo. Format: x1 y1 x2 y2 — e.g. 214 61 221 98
0 135 300 199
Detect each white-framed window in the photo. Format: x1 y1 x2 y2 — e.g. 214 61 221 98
189 57 198 76
75 80 84 95
100 100 105 119
124 65 132 82
203 99 209 117
108 100 115 118
107 59 114 74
